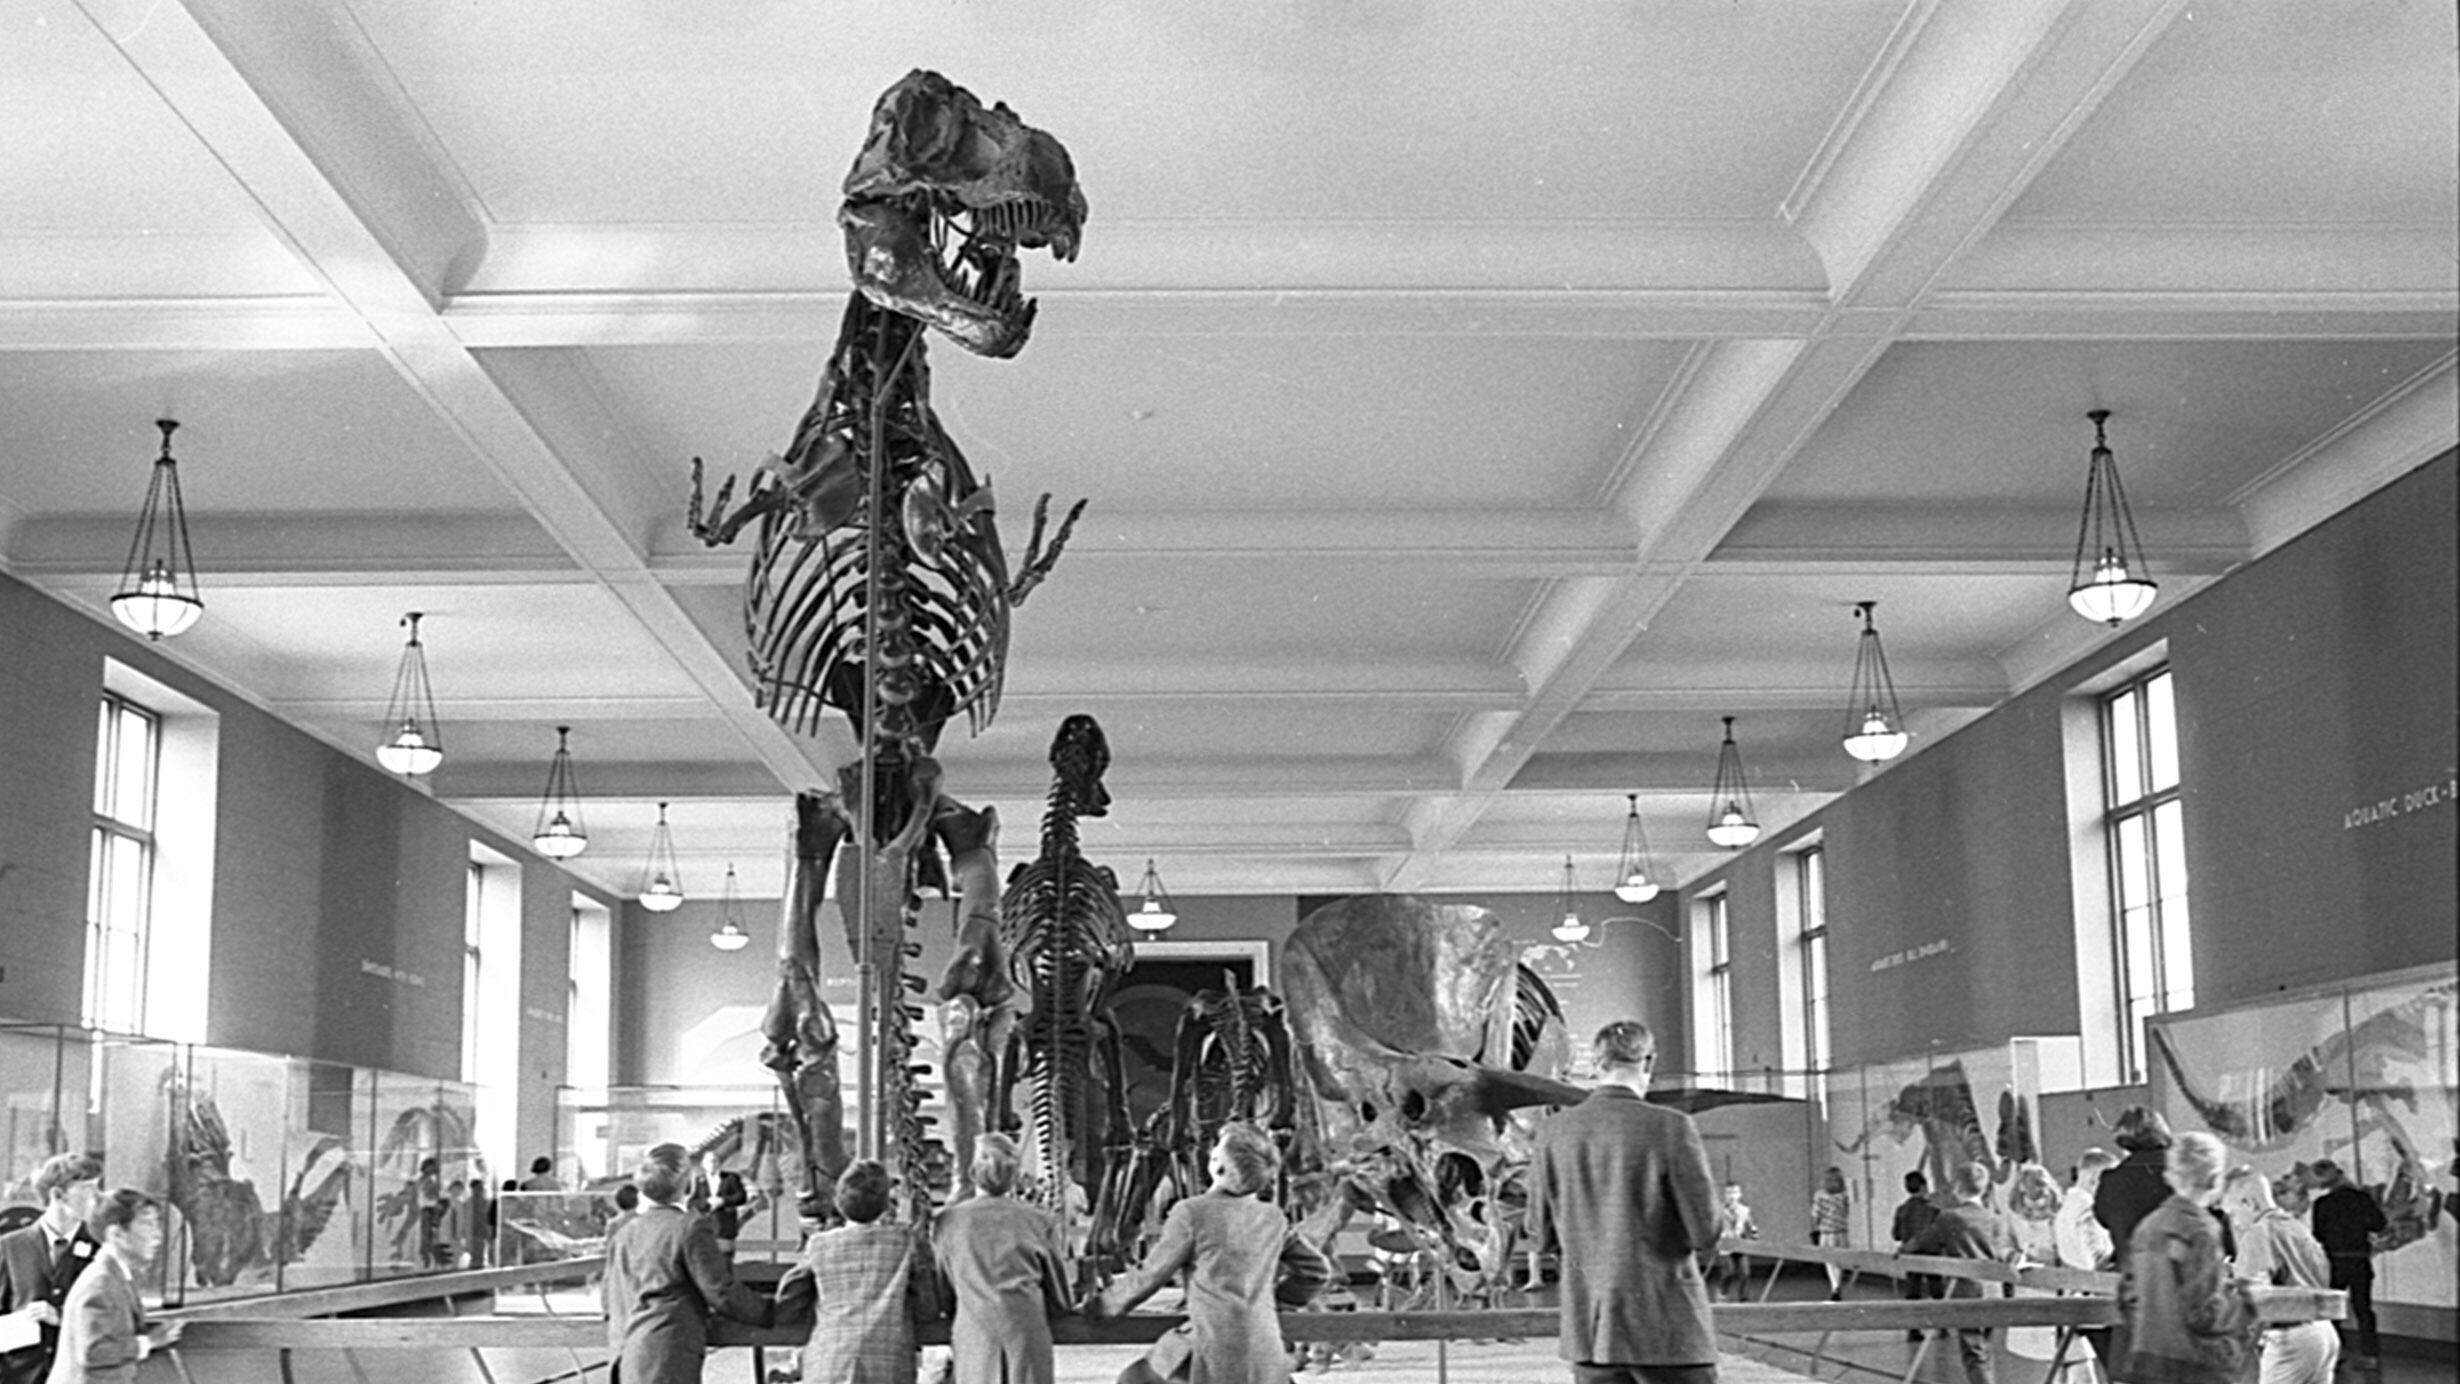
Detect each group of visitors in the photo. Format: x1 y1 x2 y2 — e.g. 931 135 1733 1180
1870 1103 2386 1384
600 1120 1331 1384
0 1151 180 1383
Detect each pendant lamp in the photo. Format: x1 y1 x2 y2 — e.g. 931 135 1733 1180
1553 856 1590 943
2067 409 2158 626
638 801 685 912
109 419 204 640
1612 794 1661 904
1840 600 1909 763
375 612 445 775
529 726 589 859
1704 716 1761 849
1130 859 1177 932
710 864 752 951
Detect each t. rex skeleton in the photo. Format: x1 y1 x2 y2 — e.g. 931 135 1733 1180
688 69 1086 1218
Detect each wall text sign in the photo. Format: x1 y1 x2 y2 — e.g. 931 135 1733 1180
360 959 426 988
2342 775 2457 831
1870 938 1952 973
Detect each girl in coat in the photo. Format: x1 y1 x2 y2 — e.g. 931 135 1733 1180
46 1189 180 1384
931 1133 1075 1384
1091 1122 1334 1384
2113 1132 2255 1384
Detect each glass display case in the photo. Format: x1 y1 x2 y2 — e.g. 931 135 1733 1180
0 1023 484 1305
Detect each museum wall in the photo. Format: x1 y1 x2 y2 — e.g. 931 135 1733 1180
0 573 604 1136
1684 452 2458 1075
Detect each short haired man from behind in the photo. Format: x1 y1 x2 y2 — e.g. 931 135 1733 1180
0 1151 106 1384
1902 1160 2021 1384
2303 1158 2386 1367
1525 1020 1723 1384
599 1142 772 1384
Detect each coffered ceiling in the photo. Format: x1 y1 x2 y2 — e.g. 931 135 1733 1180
3 0 2452 901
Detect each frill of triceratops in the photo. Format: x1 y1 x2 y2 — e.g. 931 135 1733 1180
1281 895 1585 1292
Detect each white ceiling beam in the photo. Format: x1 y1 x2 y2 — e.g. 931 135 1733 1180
7 279 2443 354
1382 0 2189 893
12 500 2248 586
1789 0 2186 310
80 0 843 786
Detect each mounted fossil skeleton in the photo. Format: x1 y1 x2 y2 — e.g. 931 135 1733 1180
690 69 1087 1217
967 714 1135 1274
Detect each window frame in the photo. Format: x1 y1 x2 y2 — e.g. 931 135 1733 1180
1798 845 1831 1078
85 693 162 1032
1696 890 1734 1083
2100 665 2191 1083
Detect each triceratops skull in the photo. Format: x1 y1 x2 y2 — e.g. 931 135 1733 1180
842 69 1087 359
1282 895 1581 1280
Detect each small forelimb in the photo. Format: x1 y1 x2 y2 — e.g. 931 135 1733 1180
687 456 788 548
1007 493 1087 605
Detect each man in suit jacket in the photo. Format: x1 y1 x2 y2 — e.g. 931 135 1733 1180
600 1143 771 1384
0 1152 105 1384
1526 1020 1722 1384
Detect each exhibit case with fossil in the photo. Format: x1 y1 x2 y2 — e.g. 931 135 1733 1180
0 1022 479 1305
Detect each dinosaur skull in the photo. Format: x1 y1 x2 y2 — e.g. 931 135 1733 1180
1046 712 1113 817
1283 896 1581 1277
841 70 1087 359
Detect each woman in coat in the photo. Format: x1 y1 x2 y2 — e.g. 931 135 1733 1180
2112 1132 2255 1384
1091 1122 1334 1384
601 1143 772 1384
45 1189 180 1384
776 1159 930 1384
931 1133 1075 1384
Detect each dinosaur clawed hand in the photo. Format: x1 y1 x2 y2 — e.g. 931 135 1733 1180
1009 494 1087 605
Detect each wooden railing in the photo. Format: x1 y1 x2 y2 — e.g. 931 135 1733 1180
152 1240 2340 1383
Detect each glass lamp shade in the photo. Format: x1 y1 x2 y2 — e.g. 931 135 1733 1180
1842 711 1909 764
710 863 751 950
110 422 204 642
2068 555 2158 625
529 726 588 859
636 802 686 911
1706 802 1761 849
1551 856 1589 942
1611 793 1661 904
375 612 445 776
532 812 588 859
2067 411 2159 627
1704 717 1761 848
1614 871 1661 905
377 722 444 776
1130 859 1177 932
111 565 202 640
